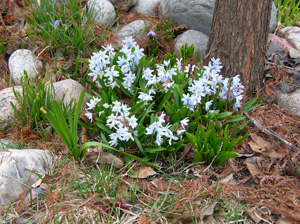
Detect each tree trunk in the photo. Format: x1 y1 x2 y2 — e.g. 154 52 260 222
204 0 272 94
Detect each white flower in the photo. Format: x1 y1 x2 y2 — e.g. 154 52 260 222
103 103 110 108
85 111 93 123
138 92 153 101
112 101 122 114
107 114 121 129
109 132 121 147
180 118 189 127
128 116 138 129
86 96 101 110
205 100 213 111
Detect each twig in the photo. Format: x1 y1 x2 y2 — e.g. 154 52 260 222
203 142 223 172
244 111 299 151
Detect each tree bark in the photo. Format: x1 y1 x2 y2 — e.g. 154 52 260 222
204 0 272 94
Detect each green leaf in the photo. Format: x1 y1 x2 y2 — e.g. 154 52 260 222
226 115 246 123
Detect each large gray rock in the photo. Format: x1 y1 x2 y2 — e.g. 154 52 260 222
0 149 54 205
280 26 300 51
276 89 300 117
107 0 137 12
8 49 43 85
174 30 208 57
0 86 22 127
116 20 151 44
130 0 160 15
87 0 116 27
159 0 278 36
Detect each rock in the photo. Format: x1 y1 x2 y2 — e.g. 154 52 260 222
280 26 300 51
116 20 151 44
267 34 293 56
276 88 300 117
0 149 54 205
0 86 22 127
8 49 43 85
0 139 18 150
159 0 278 36
289 48 300 59
87 0 116 27
130 0 160 15
174 30 208 57
52 79 87 107
107 0 137 12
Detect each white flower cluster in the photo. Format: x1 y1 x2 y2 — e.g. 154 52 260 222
88 37 144 91
145 113 189 146
106 101 138 147
182 57 244 111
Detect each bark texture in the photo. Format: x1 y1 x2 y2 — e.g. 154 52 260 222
204 0 272 94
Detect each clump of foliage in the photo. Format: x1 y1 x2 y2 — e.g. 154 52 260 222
82 36 251 166
25 0 97 57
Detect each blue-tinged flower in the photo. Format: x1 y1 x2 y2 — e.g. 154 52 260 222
205 100 213 112
138 92 153 102
53 20 60 29
85 111 93 123
147 28 156 37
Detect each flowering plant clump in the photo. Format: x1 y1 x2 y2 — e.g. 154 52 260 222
85 36 248 163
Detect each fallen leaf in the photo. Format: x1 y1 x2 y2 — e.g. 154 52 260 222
245 162 261 176
220 173 233 184
266 150 283 159
248 141 266 153
250 133 272 149
246 207 262 223
202 201 218 217
137 215 151 224
129 167 157 179
31 174 52 188
84 151 123 169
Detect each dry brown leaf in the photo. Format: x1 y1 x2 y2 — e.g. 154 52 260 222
250 133 272 149
84 151 123 169
137 215 151 224
31 174 52 188
220 173 233 184
202 201 218 217
248 140 267 153
266 150 284 159
129 167 157 179
246 207 262 223
245 162 261 176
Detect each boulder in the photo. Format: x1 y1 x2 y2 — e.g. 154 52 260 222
0 149 54 205
174 30 208 57
159 0 278 36
8 49 43 85
87 0 116 27
107 0 137 12
0 86 22 127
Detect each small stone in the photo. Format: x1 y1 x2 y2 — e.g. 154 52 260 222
276 88 300 117
51 79 87 108
280 26 300 51
130 0 160 15
0 86 22 127
8 49 43 85
174 30 208 57
87 0 116 27
117 20 151 44
289 48 300 59
107 0 137 12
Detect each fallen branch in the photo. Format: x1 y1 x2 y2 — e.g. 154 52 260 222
244 111 299 151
